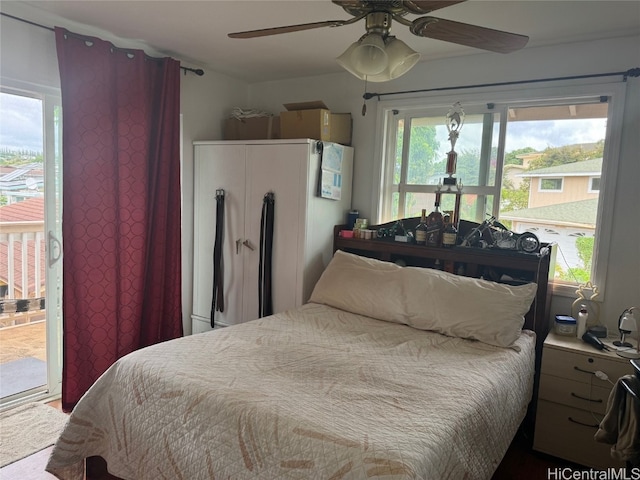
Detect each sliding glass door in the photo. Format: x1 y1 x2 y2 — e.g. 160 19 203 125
0 85 62 405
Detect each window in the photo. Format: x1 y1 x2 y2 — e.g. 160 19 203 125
381 105 500 222
377 82 625 295
539 178 563 191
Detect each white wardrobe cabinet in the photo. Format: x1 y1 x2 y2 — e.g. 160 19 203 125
191 139 353 333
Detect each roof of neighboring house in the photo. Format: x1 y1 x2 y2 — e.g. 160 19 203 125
518 158 602 177
0 164 45 194
501 198 598 227
0 197 44 222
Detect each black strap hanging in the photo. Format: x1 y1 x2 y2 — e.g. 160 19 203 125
315 140 324 197
258 192 275 318
211 189 225 327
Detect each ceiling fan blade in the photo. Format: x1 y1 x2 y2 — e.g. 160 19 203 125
402 1 468 15
410 16 529 53
228 20 347 39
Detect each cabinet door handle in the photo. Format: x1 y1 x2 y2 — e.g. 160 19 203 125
573 366 595 375
568 417 599 429
236 239 242 255
243 239 255 251
570 392 603 403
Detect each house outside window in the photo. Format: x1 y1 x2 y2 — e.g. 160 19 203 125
375 81 626 296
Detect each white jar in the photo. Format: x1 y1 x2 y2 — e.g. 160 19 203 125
555 315 577 336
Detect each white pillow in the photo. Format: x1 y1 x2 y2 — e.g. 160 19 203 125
309 250 407 325
309 250 538 348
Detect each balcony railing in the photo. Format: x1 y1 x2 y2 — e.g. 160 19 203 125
0 221 46 328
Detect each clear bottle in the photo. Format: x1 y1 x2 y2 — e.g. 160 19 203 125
577 304 588 338
415 209 427 245
441 213 458 248
425 201 443 247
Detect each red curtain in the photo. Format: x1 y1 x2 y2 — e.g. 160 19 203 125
55 28 183 410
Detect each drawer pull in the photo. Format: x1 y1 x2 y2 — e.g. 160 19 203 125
573 366 595 375
570 392 603 403
568 417 599 429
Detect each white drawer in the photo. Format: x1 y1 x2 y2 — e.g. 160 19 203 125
541 346 633 386
533 399 625 469
538 374 611 415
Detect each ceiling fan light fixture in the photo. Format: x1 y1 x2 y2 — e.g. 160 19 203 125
337 34 419 82
344 33 389 76
336 42 363 78
384 36 420 79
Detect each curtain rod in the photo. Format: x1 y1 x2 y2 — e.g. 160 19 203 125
1 12 204 77
363 68 640 101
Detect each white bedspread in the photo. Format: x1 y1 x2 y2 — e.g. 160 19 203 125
46 303 535 480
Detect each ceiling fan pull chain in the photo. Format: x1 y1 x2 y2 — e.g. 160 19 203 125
362 78 368 117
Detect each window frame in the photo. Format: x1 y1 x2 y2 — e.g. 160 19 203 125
538 177 564 192
371 81 627 298
380 104 502 222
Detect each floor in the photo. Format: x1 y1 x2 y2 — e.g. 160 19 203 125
0 321 47 363
0 321 48 401
1 399 575 480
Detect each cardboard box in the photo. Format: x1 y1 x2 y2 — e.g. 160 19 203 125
223 116 280 140
280 101 352 145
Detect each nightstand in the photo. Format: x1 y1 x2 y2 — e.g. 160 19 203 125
533 332 634 468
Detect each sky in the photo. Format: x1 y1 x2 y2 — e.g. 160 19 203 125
0 92 44 152
433 117 607 160
505 118 607 152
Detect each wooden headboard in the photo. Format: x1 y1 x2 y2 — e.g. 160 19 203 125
333 223 556 362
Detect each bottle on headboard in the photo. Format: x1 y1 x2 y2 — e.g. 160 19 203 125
441 213 457 248
425 201 443 247
415 209 427 245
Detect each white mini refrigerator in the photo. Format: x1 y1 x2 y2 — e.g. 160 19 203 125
191 139 354 333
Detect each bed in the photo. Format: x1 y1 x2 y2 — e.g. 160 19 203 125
46 250 539 480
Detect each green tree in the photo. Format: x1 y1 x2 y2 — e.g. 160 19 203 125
554 236 594 283
406 125 440 184
500 179 530 213
504 147 537 166
452 148 481 185
528 142 604 170
576 236 594 271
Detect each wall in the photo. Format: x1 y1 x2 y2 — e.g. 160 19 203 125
0 10 249 335
249 35 640 333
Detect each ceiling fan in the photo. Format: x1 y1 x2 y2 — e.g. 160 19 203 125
228 1 529 82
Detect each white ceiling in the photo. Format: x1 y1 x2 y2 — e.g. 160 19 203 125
3 0 640 83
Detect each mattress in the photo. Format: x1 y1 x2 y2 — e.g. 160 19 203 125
46 303 535 480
